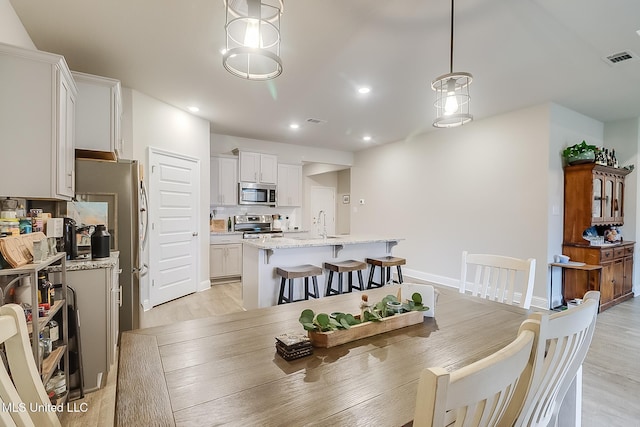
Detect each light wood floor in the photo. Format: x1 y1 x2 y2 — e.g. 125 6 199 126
60 283 639 426
60 281 245 427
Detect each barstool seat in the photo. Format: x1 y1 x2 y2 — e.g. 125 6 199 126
366 256 406 289
323 260 367 296
276 264 322 304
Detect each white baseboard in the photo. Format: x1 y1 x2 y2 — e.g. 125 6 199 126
198 279 211 292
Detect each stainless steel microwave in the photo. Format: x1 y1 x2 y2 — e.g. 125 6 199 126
238 182 277 206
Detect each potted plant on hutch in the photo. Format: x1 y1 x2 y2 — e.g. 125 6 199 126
562 140 598 166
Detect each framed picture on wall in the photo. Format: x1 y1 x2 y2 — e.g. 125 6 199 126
343 195 350 204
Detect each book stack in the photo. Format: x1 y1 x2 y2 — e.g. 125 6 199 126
275 332 313 361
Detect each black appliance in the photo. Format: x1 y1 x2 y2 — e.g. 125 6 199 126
62 217 78 260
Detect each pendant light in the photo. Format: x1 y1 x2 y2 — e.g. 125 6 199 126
223 0 283 80
431 0 473 128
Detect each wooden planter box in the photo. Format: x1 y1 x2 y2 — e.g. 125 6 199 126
308 310 424 348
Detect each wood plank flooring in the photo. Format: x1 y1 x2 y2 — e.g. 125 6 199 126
60 282 639 426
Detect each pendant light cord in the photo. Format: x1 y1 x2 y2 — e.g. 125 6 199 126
449 0 454 73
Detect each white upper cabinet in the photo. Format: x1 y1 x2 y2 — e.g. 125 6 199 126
211 156 238 206
238 151 278 184
0 42 77 200
72 71 122 160
277 164 302 207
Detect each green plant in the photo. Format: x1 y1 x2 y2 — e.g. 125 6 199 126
562 140 597 160
299 293 429 332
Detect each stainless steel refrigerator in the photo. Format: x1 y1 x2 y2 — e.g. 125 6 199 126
75 158 147 332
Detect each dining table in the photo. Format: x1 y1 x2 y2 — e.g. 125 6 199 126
115 285 537 426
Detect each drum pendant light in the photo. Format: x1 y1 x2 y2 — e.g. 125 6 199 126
431 0 473 128
223 0 283 80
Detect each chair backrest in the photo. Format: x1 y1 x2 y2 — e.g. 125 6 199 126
460 251 536 309
0 304 61 427
413 324 538 427
507 291 600 427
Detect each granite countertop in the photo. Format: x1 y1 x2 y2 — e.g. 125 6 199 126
48 251 119 272
242 235 403 250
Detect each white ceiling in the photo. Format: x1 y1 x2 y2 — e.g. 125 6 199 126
10 0 640 152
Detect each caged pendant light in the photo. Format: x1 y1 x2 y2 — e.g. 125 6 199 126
431 0 473 128
223 0 283 80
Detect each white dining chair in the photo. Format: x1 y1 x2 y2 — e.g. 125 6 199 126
413 322 538 427
0 304 61 427
505 291 600 427
460 251 536 309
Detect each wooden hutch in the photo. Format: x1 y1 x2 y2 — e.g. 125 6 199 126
562 163 634 311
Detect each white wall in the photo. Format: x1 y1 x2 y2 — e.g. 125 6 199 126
0 0 36 49
605 118 640 294
548 104 605 306
126 89 211 308
352 104 552 307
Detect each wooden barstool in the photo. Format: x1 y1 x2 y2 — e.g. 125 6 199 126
323 260 367 296
366 256 406 289
276 264 322 304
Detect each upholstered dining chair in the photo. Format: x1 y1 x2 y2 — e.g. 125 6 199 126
413 322 538 427
0 304 61 427
460 251 536 309
505 291 600 427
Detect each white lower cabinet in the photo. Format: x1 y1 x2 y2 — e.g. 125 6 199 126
64 261 120 392
210 244 242 279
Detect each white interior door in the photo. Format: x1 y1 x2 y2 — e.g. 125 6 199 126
148 149 200 307
310 186 336 236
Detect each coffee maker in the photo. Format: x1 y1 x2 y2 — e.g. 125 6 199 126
61 217 78 260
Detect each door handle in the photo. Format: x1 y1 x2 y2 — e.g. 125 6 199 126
192 232 199 236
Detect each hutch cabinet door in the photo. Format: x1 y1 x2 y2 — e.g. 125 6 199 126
603 174 615 223
592 173 604 224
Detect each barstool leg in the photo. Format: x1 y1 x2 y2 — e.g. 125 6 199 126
288 278 294 303
326 271 334 296
396 266 404 284
338 273 343 294
380 267 386 287
367 266 375 289
304 277 310 300
356 270 364 290
312 276 319 299
347 272 353 292
278 277 286 304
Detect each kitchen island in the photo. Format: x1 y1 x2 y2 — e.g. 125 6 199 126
242 235 403 309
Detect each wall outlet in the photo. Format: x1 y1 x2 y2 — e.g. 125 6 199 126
359 199 365 205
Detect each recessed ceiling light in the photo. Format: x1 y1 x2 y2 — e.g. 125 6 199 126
188 106 200 113
358 87 371 94
362 135 372 142
289 123 300 129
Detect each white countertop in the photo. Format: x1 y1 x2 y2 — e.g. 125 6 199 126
242 235 403 250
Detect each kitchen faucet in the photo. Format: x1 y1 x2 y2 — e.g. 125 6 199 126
318 210 327 239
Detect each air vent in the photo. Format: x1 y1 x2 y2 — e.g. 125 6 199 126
603 50 639 66
306 118 327 124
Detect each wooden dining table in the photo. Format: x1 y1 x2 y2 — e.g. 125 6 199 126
115 285 532 427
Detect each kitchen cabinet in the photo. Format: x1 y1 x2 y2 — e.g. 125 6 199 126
564 164 630 244
50 254 121 392
562 243 634 311
72 71 122 161
210 243 242 280
237 150 278 184
0 42 77 200
211 156 238 206
277 164 302 207
0 253 70 403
